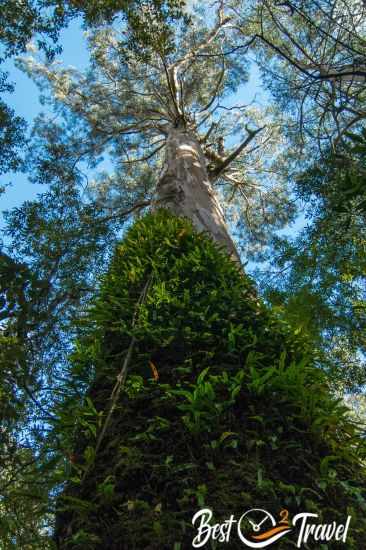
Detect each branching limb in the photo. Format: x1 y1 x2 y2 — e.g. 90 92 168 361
198 121 218 144
101 200 152 222
208 126 265 180
120 142 165 164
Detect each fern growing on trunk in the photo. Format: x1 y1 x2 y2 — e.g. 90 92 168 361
55 210 366 549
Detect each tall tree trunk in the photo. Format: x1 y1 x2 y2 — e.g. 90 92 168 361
155 125 241 263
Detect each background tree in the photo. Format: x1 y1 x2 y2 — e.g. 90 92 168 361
227 0 366 391
258 130 366 392
232 0 366 152
0 0 71 174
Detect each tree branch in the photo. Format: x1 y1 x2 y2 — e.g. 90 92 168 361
208 126 265 180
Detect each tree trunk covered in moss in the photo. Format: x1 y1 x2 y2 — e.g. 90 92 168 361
156 125 240 263
55 212 366 550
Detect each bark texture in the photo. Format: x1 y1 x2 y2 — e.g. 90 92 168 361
155 126 241 263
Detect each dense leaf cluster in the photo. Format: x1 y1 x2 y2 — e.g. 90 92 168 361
55 211 366 549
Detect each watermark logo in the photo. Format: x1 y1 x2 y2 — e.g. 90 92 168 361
192 507 351 548
237 508 292 548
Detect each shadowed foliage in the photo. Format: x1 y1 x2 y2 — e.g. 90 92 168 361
55 211 366 549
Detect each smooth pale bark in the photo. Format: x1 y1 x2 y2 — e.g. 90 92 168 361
155 126 241 263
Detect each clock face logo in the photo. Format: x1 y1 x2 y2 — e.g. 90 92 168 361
237 508 292 548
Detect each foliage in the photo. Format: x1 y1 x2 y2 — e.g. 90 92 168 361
0 179 121 547
2 2 366 545
68 0 188 57
0 442 55 550
54 211 366 548
0 0 186 59
0 0 186 177
0 75 26 174
233 0 366 153
258 131 366 392
0 0 73 176
18 3 295 258
1 178 119 380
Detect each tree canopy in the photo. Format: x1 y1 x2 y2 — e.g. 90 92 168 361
1 0 366 546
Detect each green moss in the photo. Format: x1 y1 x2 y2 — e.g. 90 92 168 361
56 210 366 549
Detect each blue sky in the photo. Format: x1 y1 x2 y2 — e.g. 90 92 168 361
0 19 89 217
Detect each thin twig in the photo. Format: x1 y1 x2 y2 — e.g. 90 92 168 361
93 275 152 458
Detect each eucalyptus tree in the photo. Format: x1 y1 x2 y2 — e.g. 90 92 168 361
10 0 363 465
19 4 293 259
1 4 294 544
3 2 366 548
2 0 284 432
6 1 297 417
